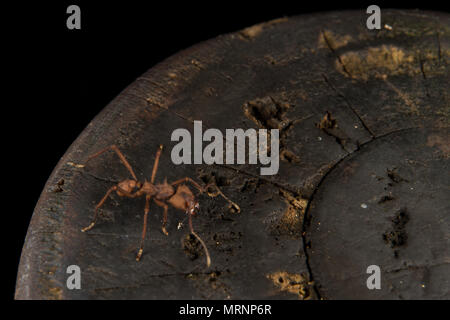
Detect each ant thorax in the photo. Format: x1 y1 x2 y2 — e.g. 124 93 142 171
134 180 158 197
154 180 175 200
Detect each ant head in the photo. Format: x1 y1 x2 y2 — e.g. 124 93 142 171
119 179 142 194
128 180 142 190
189 201 200 216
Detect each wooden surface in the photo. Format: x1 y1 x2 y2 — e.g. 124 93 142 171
16 10 449 299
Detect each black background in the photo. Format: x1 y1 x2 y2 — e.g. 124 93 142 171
8 0 448 302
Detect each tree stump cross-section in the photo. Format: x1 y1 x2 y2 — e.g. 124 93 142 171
16 10 449 299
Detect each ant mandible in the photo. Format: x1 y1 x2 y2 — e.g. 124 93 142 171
81 144 240 267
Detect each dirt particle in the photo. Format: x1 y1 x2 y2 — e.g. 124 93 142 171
243 95 300 163
316 112 354 151
67 162 84 168
387 167 408 184
183 234 203 261
243 96 290 130
379 194 395 203
280 149 300 163
383 208 410 255
316 111 337 130
52 179 65 193
266 271 313 299
190 59 204 69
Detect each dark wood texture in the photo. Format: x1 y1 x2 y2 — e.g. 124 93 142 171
16 10 449 299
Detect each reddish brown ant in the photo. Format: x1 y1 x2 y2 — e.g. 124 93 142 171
81 144 240 267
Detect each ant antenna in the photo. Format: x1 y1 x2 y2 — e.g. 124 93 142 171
187 211 211 268
206 184 241 213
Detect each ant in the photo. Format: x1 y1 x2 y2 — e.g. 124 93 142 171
81 144 240 267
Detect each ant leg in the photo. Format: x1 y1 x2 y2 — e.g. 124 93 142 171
171 177 240 213
187 212 211 268
150 145 163 183
154 199 169 236
136 195 152 261
171 177 204 192
81 186 117 232
86 145 138 181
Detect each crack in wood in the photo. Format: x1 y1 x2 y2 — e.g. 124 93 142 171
301 126 422 299
385 261 449 274
322 73 375 138
213 163 301 195
321 29 352 78
436 28 443 63
91 270 226 292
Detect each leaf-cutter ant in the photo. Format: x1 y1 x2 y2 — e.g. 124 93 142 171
81 144 240 267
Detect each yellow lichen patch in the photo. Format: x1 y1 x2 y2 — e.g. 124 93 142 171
427 134 450 158
48 287 63 300
337 45 418 80
280 189 308 214
240 24 264 39
382 78 420 115
266 271 312 299
239 17 289 39
280 204 302 234
389 18 450 38
271 190 308 239
318 30 352 50
336 45 449 81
